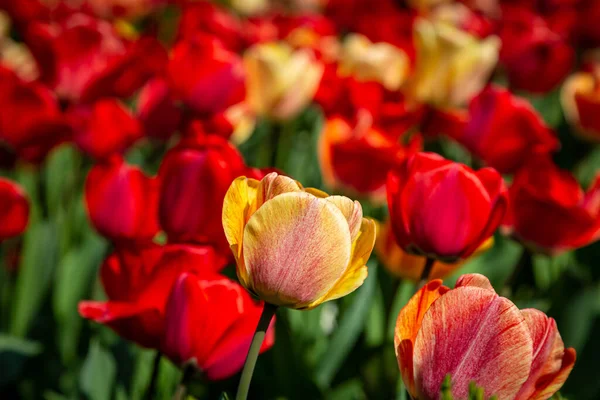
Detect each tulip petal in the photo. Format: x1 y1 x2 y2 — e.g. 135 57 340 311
222 176 260 283
413 286 533 400
529 348 576 400
326 196 363 241
455 273 495 291
394 280 450 397
307 218 376 308
242 192 352 308
256 173 303 207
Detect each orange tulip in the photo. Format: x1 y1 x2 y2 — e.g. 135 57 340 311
395 274 576 399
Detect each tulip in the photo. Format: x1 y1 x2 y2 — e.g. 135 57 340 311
85 156 159 243
136 78 182 141
318 115 421 201
405 0 451 12
222 172 376 310
85 0 169 19
502 156 600 254
425 86 560 174
0 178 29 241
0 66 69 163
405 18 500 107
158 135 246 252
338 34 409 91
244 42 324 120
167 34 245 115
26 14 168 103
79 244 226 348
375 220 492 281
387 152 508 262
161 272 275 380
69 99 142 160
561 69 600 141
395 274 576 399
499 5 574 93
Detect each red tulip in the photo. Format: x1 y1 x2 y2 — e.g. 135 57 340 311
158 135 246 251
425 86 560 174
167 35 245 115
0 178 30 241
70 99 142 160
387 152 508 261
79 244 227 348
395 274 576 399
503 156 600 253
0 67 70 163
319 115 421 201
161 272 275 380
85 156 159 243
499 5 574 93
26 14 167 103
136 78 182 141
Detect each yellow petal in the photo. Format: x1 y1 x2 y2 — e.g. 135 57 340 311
242 192 352 308
222 176 260 285
325 195 363 241
256 173 303 207
306 218 376 309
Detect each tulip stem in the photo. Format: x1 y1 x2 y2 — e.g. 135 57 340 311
145 351 161 400
235 302 278 400
418 257 435 288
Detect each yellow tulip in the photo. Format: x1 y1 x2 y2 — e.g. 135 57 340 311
375 220 493 281
405 18 500 107
243 42 324 121
338 34 410 91
222 173 376 310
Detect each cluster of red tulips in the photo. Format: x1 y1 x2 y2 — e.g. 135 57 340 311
0 0 599 399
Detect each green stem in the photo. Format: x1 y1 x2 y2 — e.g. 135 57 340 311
145 352 162 400
235 302 278 400
172 364 194 400
418 257 435 289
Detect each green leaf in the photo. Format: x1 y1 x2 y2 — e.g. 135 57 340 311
218 392 231 400
364 283 385 348
557 284 600 352
0 335 42 387
328 379 366 400
315 262 378 388
130 348 158 400
155 357 182 400
79 340 116 400
396 376 408 400
11 222 59 337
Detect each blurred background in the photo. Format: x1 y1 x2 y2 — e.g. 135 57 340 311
0 0 599 399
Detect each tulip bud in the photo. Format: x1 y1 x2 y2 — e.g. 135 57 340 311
0 178 29 241
395 274 575 399
70 99 142 160
387 152 507 262
222 172 376 309
244 42 324 120
161 272 275 380
158 135 246 252
405 18 500 107
338 34 409 91
375 220 492 281
503 156 600 254
79 244 226 348
167 35 245 115
85 157 159 243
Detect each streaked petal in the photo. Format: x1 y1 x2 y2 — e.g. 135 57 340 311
242 192 352 308
455 273 495 291
256 172 303 207
326 195 363 241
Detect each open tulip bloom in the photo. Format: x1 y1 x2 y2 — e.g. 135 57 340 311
395 274 576 400
222 172 376 399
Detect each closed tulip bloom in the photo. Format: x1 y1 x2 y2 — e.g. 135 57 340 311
375 220 492 281
222 172 376 309
158 135 246 253
395 274 576 399
85 157 159 243
319 115 421 201
387 152 508 262
503 156 600 254
69 99 142 160
136 78 182 141
405 18 500 107
79 244 226 348
561 68 600 141
338 34 410 91
244 42 324 120
162 272 275 380
0 178 29 241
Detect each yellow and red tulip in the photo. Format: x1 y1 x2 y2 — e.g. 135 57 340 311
222 172 376 309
